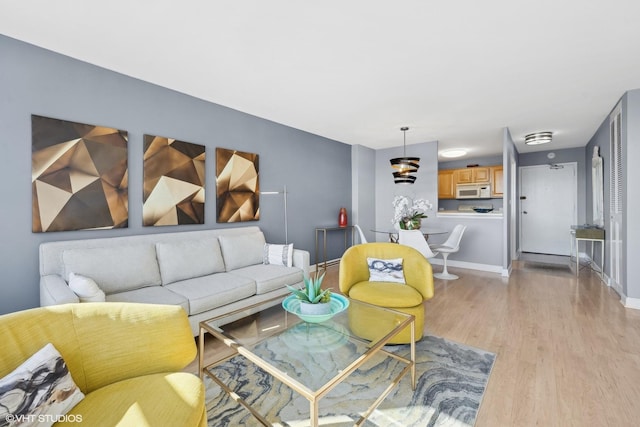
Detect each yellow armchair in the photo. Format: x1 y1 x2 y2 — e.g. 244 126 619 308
0 303 206 427
339 242 434 343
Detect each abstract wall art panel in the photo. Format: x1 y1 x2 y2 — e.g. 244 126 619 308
143 135 205 226
216 148 259 223
31 115 128 232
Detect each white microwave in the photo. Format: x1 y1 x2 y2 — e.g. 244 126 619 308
456 183 491 199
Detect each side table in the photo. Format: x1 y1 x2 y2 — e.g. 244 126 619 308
315 226 354 274
570 225 605 281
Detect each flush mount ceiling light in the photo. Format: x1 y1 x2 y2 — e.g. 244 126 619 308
525 131 553 145
390 126 420 184
440 149 467 158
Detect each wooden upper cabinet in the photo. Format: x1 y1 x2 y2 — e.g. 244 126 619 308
455 168 473 184
438 170 456 199
491 166 504 197
455 167 489 184
473 167 490 183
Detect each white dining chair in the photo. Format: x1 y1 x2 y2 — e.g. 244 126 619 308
430 224 467 280
353 224 368 243
398 229 438 259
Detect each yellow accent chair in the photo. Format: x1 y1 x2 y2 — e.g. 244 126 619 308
339 242 434 344
0 303 206 427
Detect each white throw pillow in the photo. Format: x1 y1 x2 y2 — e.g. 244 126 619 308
0 343 85 427
367 257 405 284
68 272 106 302
263 243 294 267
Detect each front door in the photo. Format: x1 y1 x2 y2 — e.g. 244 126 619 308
520 163 577 255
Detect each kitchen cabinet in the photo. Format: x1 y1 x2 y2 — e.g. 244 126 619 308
491 166 503 198
438 170 456 199
455 167 490 184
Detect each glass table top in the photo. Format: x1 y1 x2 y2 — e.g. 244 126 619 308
200 295 413 391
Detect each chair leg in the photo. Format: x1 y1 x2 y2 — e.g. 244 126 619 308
434 253 459 280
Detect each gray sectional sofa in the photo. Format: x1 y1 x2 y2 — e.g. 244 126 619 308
39 226 310 334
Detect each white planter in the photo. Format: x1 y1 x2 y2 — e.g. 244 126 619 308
299 301 331 315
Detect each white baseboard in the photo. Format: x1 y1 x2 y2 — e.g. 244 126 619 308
429 258 503 274
623 297 640 310
502 264 512 278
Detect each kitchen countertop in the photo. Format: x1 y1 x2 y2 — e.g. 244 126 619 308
437 210 503 218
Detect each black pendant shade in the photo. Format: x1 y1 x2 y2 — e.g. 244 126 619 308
390 127 420 184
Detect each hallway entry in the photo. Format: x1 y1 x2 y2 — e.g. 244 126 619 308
519 163 577 256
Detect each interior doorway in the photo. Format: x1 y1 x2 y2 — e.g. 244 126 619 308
519 163 577 256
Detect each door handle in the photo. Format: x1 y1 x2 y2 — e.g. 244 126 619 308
523 211 528 214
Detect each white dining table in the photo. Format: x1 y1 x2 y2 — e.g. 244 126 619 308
372 228 449 243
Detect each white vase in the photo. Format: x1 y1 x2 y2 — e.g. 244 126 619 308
299 301 331 315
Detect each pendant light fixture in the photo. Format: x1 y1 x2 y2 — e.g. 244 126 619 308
390 126 420 184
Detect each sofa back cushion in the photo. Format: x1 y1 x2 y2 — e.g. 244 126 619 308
218 232 266 271
62 244 161 294
156 238 226 285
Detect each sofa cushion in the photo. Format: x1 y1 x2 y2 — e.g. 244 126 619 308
64 372 204 427
106 286 189 313
0 343 85 426
156 238 225 285
230 264 304 295
68 272 106 302
218 232 266 271
165 273 256 315
62 245 161 294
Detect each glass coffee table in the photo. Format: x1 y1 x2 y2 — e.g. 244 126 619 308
199 295 415 427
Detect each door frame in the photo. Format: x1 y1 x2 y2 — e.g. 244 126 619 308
518 162 578 255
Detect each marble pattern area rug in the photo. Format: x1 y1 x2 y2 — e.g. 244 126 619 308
206 335 496 427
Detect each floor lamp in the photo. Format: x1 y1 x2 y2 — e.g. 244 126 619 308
260 185 288 244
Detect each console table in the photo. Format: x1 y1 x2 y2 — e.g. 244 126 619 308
570 225 604 280
315 226 354 274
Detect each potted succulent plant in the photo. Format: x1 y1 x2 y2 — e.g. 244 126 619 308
286 272 332 315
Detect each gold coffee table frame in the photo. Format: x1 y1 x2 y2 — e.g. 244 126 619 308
199 296 415 427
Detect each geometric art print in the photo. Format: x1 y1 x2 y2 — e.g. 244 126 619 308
216 147 259 223
143 134 205 226
31 115 128 232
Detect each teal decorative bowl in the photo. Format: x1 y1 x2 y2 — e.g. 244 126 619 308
282 294 350 323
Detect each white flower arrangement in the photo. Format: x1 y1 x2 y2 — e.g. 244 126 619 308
391 196 433 229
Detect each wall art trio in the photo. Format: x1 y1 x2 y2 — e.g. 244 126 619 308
31 115 259 232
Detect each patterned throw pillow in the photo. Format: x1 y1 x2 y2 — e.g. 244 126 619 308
263 243 294 267
0 343 84 427
367 257 405 284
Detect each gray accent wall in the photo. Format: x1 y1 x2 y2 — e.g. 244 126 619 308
0 35 351 314
374 141 439 238
351 144 376 243
503 128 518 271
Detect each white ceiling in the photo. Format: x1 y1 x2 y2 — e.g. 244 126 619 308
2 0 640 160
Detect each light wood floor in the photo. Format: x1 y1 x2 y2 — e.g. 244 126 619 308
413 261 640 427
194 261 640 426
